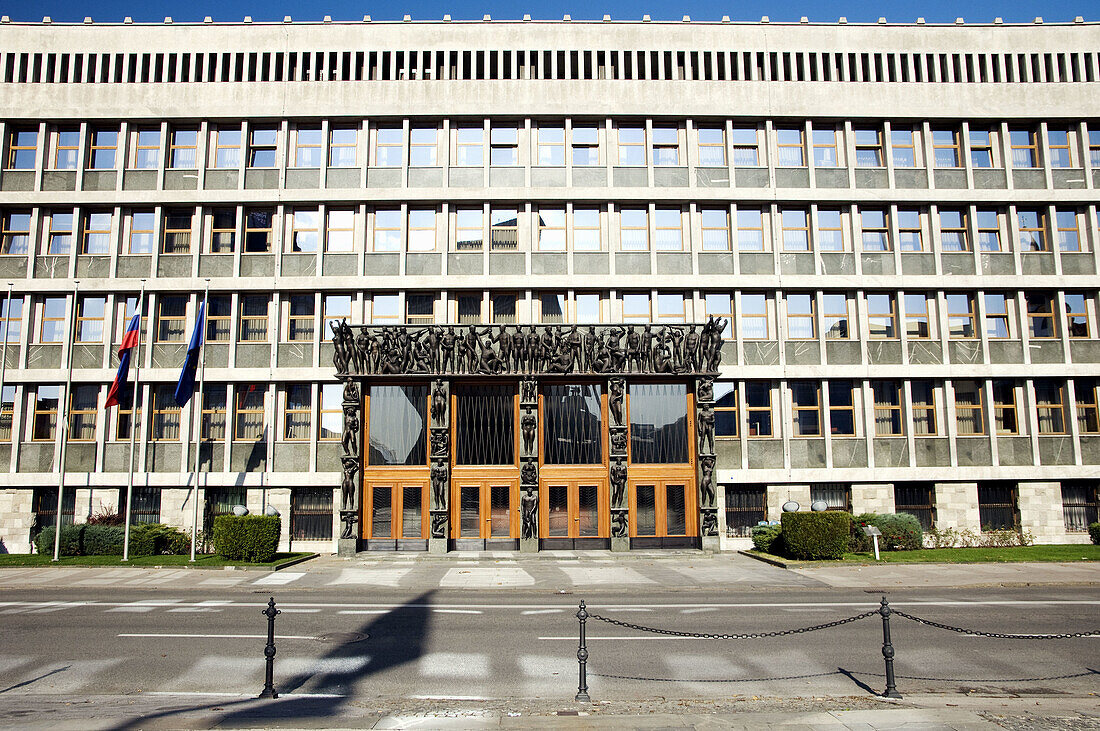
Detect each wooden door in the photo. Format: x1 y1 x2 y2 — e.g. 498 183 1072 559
454 481 515 539
629 480 691 538
365 481 428 539
541 480 606 539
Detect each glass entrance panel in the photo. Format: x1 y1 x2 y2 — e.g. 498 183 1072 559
372 486 392 537
544 384 603 464
490 485 511 537
548 484 569 536
368 385 427 466
665 483 687 535
635 484 656 536
460 485 481 536
455 384 515 465
578 484 599 536
628 383 688 463
401 486 422 537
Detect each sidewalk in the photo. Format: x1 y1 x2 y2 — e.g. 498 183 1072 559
788 559 1100 589
0 692 1096 729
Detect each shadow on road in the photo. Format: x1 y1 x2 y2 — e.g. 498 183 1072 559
107 590 435 730
0 665 71 695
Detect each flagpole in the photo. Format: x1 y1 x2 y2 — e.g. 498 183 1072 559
52 279 80 562
121 280 146 562
189 280 209 563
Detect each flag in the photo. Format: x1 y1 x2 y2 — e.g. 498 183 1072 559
174 300 205 407
105 310 141 408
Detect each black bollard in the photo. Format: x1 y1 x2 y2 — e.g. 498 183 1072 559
259 596 280 699
878 596 902 699
575 600 591 702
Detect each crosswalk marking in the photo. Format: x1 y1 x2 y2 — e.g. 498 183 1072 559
328 568 412 587
559 566 656 585
439 567 535 588
418 652 489 678
251 571 305 586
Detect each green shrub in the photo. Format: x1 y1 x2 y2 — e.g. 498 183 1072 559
1090 522 1100 545
781 512 853 560
129 523 191 556
750 524 783 554
212 515 280 563
34 524 124 556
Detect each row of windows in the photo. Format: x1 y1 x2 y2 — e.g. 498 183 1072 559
1 288 1094 347
724 482 1100 535
7 119 1100 172
5 376 1099 448
5 46 1099 85
5 204 1097 255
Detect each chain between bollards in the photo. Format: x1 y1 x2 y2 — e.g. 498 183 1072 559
259 596 280 699
575 600 591 702
878 596 902 699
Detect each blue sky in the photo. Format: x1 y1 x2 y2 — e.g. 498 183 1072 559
1 0 1095 23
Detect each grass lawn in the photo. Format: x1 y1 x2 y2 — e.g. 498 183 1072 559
0 552 314 569
748 544 1099 565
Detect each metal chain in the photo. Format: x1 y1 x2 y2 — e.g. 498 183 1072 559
892 610 1100 640
587 609 878 640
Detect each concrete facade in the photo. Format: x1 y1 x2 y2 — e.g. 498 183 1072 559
0 17 1097 553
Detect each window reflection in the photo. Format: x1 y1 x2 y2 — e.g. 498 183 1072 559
544 384 603 464
629 383 688 464
368 385 427 466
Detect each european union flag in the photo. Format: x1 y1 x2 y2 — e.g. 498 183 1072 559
174 300 205 407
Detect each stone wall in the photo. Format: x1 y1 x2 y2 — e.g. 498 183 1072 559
0 490 33 553
933 482 980 530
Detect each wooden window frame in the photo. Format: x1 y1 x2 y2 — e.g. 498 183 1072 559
323 208 355 253
282 384 312 441
1026 293 1057 339
161 209 192 254
735 208 765 251
150 385 181 441
618 208 649 251
168 128 198 169
208 208 235 254
289 208 320 253
731 125 761 166
1009 128 1039 168
954 380 985 436
31 385 60 441
821 293 850 340
535 125 565 167
890 127 919 168
87 128 118 170
828 380 856 436
616 126 645 166
867 293 897 339
212 126 242 168
790 381 822 437
74 296 106 344
238 295 270 342
696 126 726 167
1034 380 1067 435
939 209 970 252
328 126 358 167
911 381 938 436
155 295 187 343
931 128 960 168
872 380 903 436
785 293 816 340
234 387 266 441
853 127 884 167
992 380 1019 435
68 384 99 442
1065 293 1091 339
946 293 976 339
292 125 323 168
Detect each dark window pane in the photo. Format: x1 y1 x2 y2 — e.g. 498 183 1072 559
291 487 333 540
490 485 511 537
368 385 427 466
665 483 686 535
460 485 480 536
977 485 1016 530
724 486 765 536
629 383 688 464
636 484 656 536
455 384 515 465
578 484 599 537
371 486 392 537
401 487 422 538
548 485 569 537
544 384 603 464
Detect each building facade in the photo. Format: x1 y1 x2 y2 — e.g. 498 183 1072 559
0 16 1098 554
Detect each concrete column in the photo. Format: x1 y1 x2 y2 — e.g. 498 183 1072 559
264 487 292 552
933 482 979 531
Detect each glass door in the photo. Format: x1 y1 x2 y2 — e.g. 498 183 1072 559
455 481 515 539
459 484 481 537
366 483 428 539
630 481 690 538
541 481 605 539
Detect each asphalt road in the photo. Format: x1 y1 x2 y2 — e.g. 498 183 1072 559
0 584 1096 713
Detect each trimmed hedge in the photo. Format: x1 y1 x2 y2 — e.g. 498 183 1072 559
35 524 125 556
212 515 280 563
781 512 853 560
129 523 191 557
1089 522 1100 545
751 524 783 555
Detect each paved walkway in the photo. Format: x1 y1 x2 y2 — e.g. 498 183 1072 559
0 551 1096 592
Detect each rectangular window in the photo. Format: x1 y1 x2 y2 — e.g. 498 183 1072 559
860 209 889 251
576 292 601 323
32 385 61 441
931 128 960 168
490 293 516 324
731 126 761 166
1018 210 1047 251
872 380 903 435
822 294 849 339
775 127 805 166
953 380 984 435
978 485 1017 530
905 293 932 338
781 209 809 251
703 294 733 338
1061 484 1099 533
785 293 815 339
816 209 844 251
151 385 181 441
969 129 995 168
911 381 937 435
88 129 117 169
543 383 603 464
328 126 358 167
811 484 850 512
454 383 512 465
128 487 161 525
52 128 79 169
156 295 187 342
161 209 192 254
651 126 680 166
169 128 198 168
206 295 231 342
621 293 650 323
289 209 319 253
244 209 273 253
655 292 686 323
1 211 31 255
537 208 566 251
1055 209 1080 252
653 208 682 251
212 127 241 168
745 382 772 437
1009 129 1038 167
457 295 481 325
992 380 1018 434
205 208 234 254
455 126 483 166
293 126 323 168
619 208 648 251
1035 380 1066 434
282 384 311 440
408 209 436 251
0 296 23 344
285 294 314 342
983 293 1010 339
131 128 161 169
714 382 738 438
409 127 438 166
617 126 645 166
39 296 67 343
1065 293 1091 338
536 125 564 166
853 128 883 167
1026 293 1056 339
894 484 934 530
490 125 518 166
790 381 821 436
455 208 483 251
490 208 518 250
7 127 37 169
239 295 269 342
248 127 278 167
571 124 599 166
46 211 73 255
700 209 730 252
319 383 342 441
867 293 897 339
897 209 923 252
68 384 98 442
0 385 14 442
890 128 918 167
1075 379 1099 434
828 380 855 435
725 486 765 537
811 127 838 167
735 208 764 251
370 208 400 252
324 295 353 335
697 127 726 166
406 294 434 325
325 209 355 252
291 488 333 541
939 209 969 252
946 293 976 338
740 293 770 339
629 382 688 463
572 208 601 251
235 387 266 441
1089 128 1100 168
75 296 106 343
976 209 1002 252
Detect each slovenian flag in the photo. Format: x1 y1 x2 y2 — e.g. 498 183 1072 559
104 309 141 408
174 300 205 407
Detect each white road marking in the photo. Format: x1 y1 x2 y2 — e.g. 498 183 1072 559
337 609 390 615
418 652 489 678
280 608 322 613
521 609 564 615
328 568 412 587
118 633 317 639
680 607 719 614
251 571 305 586
432 609 483 615
105 606 155 613
439 567 535 588
559 566 656 585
